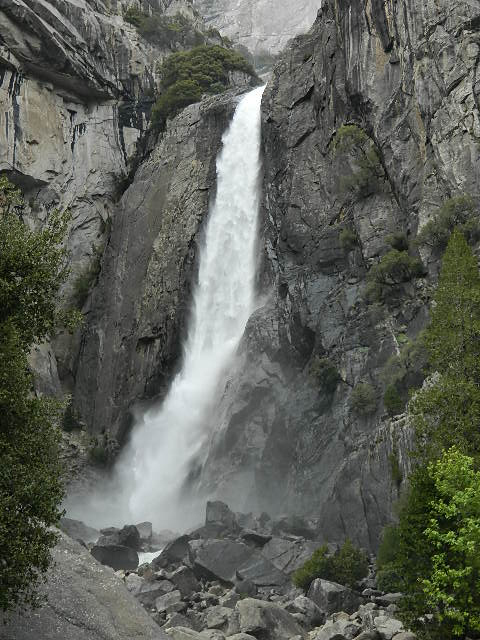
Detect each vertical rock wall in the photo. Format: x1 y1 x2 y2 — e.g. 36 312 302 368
197 0 480 549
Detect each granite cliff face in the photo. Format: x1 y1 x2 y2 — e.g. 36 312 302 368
192 0 321 56
0 0 224 393
73 89 247 441
3 0 480 550
196 0 480 549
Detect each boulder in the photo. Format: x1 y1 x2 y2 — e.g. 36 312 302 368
154 536 192 569
391 634 416 640
373 616 403 639
205 501 238 531
262 537 325 575
219 589 240 608
170 566 201 598
308 579 364 615
193 539 286 586
233 577 257 597
374 593 403 606
0 531 168 640
270 515 316 539
355 633 382 640
59 517 100 543
155 590 185 614
136 580 176 607
136 522 153 542
227 636 256 640
312 616 362 640
240 530 272 546
97 525 141 550
193 540 254 583
205 606 233 630
286 595 324 627
91 544 139 571
165 630 202 640
235 598 306 640
236 552 287 586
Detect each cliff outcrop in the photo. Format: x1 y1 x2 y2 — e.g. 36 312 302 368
197 0 480 549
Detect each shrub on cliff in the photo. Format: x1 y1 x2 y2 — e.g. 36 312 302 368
339 227 358 251
416 195 480 251
365 249 424 303
333 124 385 199
310 356 341 394
350 382 377 417
0 176 78 613
293 540 368 590
152 45 257 129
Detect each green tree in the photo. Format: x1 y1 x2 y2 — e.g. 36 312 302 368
377 231 480 638
0 176 76 613
410 230 480 460
350 382 377 417
152 45 258 129
421 448 480 637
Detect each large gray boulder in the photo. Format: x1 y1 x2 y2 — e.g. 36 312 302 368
262 538 326 575
91 544 139 571
0 531 167 640
235 599 306 640
97 524 141 550
193 539 286 586
154 535 193 569
308 579 364 616
205 501 238 531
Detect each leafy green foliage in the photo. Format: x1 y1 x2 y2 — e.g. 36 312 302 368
376 526 403 592
377 231 480 638
420 448 480 637
124 7 206 48
365 249 424 303
310 356 341 394
416 195 480 251
152 46 257 129
384 384 404 417
333 124 385 199
339 228 358 251
0 175 77 613
386 232 409 252
411 231 480 460
293 540 368 590
350 382 377 417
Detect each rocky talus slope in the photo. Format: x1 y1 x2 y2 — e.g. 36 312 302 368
192 0 321 56
1 502 417 640
196 0 480 548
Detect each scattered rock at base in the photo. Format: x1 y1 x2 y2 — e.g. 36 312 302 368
235 598 306 640
154 535 193 569
308 579 364 615
0 531 167 640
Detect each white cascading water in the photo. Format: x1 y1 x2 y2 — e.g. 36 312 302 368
72 86 265 531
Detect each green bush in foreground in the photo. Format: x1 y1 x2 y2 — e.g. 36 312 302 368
0 175 78 613
293 540 368 590
365 249 424 303
152 45 257 129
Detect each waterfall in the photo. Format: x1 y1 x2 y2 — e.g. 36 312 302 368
73 86 265 531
